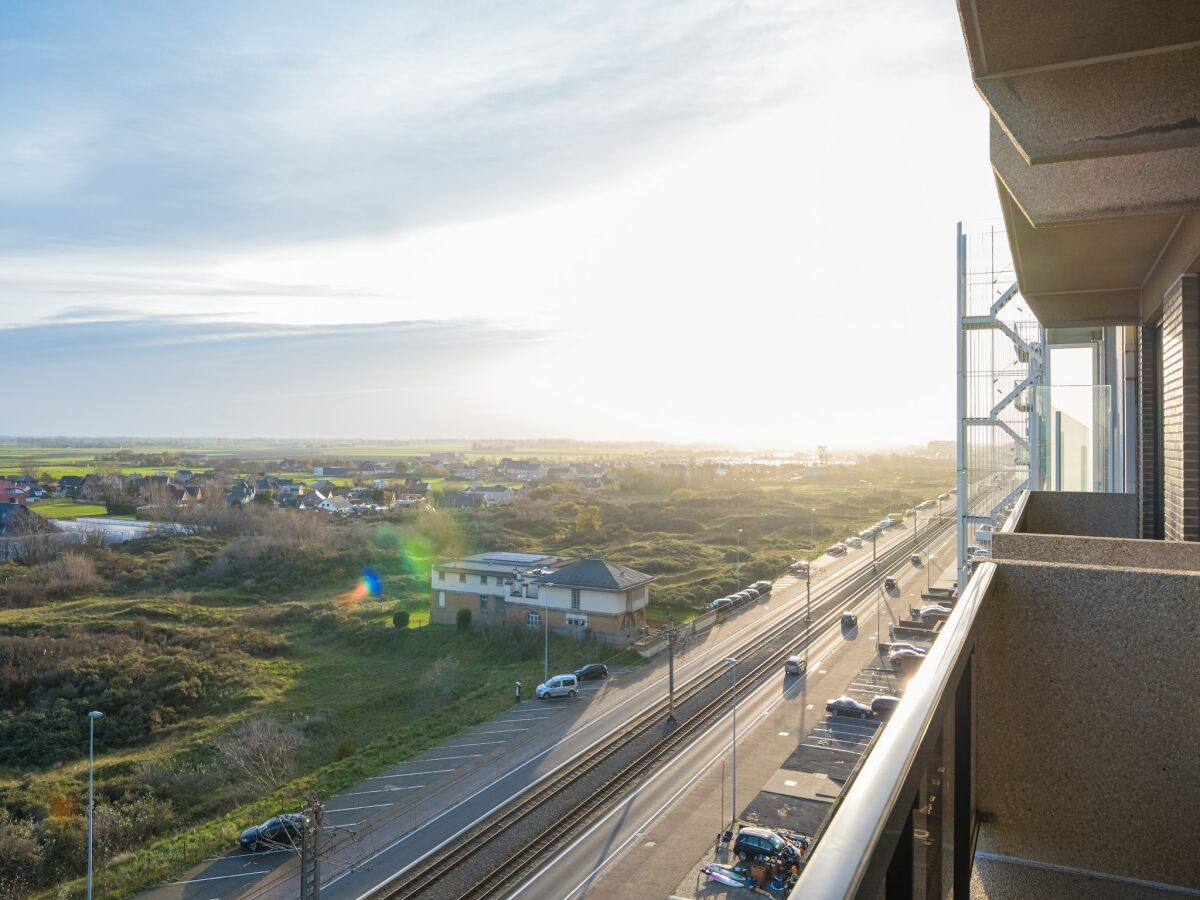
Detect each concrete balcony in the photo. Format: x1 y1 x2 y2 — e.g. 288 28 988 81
791 491 1200 898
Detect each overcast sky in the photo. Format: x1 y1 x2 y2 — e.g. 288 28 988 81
0 0 1000 447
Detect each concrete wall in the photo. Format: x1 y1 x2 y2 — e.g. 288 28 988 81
975 561 1200 888
993 531 1200 571
1016 490 1138 537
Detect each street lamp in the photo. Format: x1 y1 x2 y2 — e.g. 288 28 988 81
735 528 743 587
723 657 738 830
87 710 104 900
810 507 815 552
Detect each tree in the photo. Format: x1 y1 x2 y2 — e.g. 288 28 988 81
575 505 602 537
217 718 303 793
456 608 472 631
392 609 410 629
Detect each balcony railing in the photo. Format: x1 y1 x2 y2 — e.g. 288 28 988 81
791 492 1027 898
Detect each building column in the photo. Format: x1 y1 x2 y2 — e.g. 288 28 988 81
1160 275 1200 541
1138 324 1163 539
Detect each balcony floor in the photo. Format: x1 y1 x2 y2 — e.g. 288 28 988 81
970 853 1193 900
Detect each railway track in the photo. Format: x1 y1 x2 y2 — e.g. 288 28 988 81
369 517 954 900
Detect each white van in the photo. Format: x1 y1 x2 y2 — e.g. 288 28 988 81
536 674 579 700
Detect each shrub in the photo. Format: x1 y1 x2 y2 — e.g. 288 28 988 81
456 608 471 631
392 609 410 629
333 737 356 761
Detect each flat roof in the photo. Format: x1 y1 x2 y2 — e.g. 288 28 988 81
463 552 562 566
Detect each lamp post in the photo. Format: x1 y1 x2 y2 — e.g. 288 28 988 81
810 508 815 553
87 710 104 900
735 528 742 587
723 657 738 829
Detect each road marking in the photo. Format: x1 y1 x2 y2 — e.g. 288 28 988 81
801 743 865 755
200 848 292 861
325 821 364 829
467 727 529 735
160 870 270 886
420 753 484 762
492 714 560 723
442 740 508 748
366 768 454 780
324 802 394 813
338 785 425 796
777 731 790 737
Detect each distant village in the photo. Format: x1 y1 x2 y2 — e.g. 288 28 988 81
0 453 627 527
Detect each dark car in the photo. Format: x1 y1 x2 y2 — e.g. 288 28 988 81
871 695 902 717
841 611 858 628
574 663 608 681
884 575 898 590
734 826 797 864
826 695 872 718
239 813 304 852
751 580 772 595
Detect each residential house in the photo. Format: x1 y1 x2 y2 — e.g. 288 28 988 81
439 491 485 509
0 480 30 506
429 553 653 643
317 495 351 514
225 480 256 506
449 465 479 480
371 479 391 490
311 479 341 494
402 479 432 497
297 492 326 510
57 475 83 495
174 469 194 482
466 485 515 506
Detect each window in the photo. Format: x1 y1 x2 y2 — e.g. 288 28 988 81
480 574 488 585
570 588 581 609
527 612 541 629
458 572 466 583
566 614 587 628
438 570 445 580
437 591 445 608
480 596 488 611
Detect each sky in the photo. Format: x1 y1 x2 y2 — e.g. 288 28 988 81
0 0 1002 447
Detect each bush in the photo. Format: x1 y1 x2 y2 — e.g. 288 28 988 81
392 609 410 629
456 608 471 631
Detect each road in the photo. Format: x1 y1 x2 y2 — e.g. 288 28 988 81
144 509 953 900
507 525 958 900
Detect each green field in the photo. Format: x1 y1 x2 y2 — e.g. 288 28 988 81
27 500 109 519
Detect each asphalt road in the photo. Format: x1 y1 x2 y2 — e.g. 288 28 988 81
140 510 953 900
508 525 958 900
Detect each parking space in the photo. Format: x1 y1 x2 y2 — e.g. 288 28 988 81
140 671 633 899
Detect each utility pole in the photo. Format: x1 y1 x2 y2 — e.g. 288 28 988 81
87 710 104 900
300 795 323 900
666 621 677 722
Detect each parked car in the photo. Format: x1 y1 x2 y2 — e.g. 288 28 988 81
841 611 858 628
888 648 925 668
887 642 928 656
879 517 894 529
916 605 952 622
789 561 809 575
845 536 863 548
884 575 898 590
574 663 608 681
707 597 734 611
240 813 304 852
784 654 807 676
970 547 992 559
737 589 759 601
826 695 872 718
905 507 916 515
734 826 799 864
751 580 772 595
871 695 902 716
827 544 846 556
536 673 579 699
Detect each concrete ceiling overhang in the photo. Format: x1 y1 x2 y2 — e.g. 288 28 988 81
959 0 1200 327
960 0 1200 162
